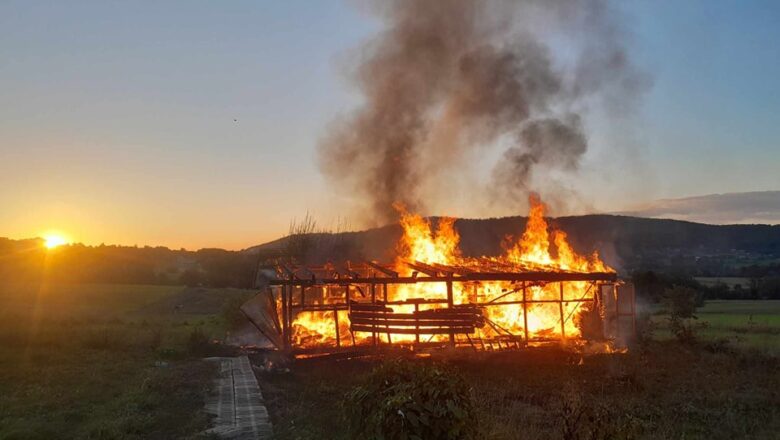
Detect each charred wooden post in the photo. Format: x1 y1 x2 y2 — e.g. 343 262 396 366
522 282 530 345
284 286 290 348
447 278 455 346
382 282 391 343
280 285 286 349
414 302 420 344
615 285 621 339
287 283 294 348
334 307 340 348
370 282 377 345
559 282 566 341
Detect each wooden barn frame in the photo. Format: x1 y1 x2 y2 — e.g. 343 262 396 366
254 260 632 353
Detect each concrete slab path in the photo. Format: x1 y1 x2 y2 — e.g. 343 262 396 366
204 356 273 439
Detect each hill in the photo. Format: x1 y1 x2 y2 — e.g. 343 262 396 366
246 214 780 274
3 215 780 287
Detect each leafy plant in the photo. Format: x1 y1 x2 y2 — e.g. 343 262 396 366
663 285 700 344
185 326 210 356
345 359 476 440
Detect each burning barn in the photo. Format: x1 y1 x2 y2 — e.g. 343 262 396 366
241 0 646 356
245 196 636 354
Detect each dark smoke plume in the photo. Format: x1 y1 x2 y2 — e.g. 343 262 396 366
319 0 646 224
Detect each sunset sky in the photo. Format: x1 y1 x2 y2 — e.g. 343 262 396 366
2 1 779 250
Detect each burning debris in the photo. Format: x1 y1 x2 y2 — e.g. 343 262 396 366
252 196 635 353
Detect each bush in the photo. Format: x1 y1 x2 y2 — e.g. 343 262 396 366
345 359 476 440
185 327 210 356
663 285 700 344
556 384 645 440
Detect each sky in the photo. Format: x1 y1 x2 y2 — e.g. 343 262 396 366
1 1 779 250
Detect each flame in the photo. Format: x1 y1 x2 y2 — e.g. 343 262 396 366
290 194 613 347
507 193 553 267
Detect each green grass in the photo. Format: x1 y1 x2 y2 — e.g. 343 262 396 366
698 299 780 317
0 282 181 317
0 282 253 439
651 300 780 354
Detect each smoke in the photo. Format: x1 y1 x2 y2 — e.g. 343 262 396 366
319 0 646 225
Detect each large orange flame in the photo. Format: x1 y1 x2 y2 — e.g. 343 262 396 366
292 194 613 346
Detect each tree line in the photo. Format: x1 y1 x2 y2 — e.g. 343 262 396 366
0 238 268 288
632 270 780 301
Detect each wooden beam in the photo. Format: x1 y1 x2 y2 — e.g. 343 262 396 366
404 261 440 276
430 262 472 276
366 260 398 278
268 271 618 285
351 325 476 335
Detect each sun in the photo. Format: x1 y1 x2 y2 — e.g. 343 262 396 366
43 234 69 249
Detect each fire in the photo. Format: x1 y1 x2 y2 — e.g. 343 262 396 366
507 193 553 267
396 203 460 267
292 310 351 347
390 194 611 341
393 203 458 302
290 194 613 347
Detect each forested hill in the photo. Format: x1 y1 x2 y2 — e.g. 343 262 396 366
2 215 779 288
248 214 780 274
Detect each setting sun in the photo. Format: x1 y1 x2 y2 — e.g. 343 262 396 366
43 234 69 249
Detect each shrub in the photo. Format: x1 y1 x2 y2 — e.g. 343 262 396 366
663 285 700 344
345 359 476 440
186 327 210 356
557 387 644 440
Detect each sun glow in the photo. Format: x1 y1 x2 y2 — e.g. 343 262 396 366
43 233 69 249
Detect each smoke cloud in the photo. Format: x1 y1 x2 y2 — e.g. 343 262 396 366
319 0 646 225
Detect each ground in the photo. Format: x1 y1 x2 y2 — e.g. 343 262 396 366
256 300 780 440
0 283 254 440
2 284 778 439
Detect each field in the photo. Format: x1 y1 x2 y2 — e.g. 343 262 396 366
257 300 780 440
2 285 778 440
695 277 752 288
652 300 780 355
0 282 254 440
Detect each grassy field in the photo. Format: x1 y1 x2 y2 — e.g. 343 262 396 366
257 300 780 440
3 284 778 439
0 282 253 440
651 300 780 355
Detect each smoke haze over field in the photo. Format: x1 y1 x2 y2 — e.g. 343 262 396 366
319 0 647 225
